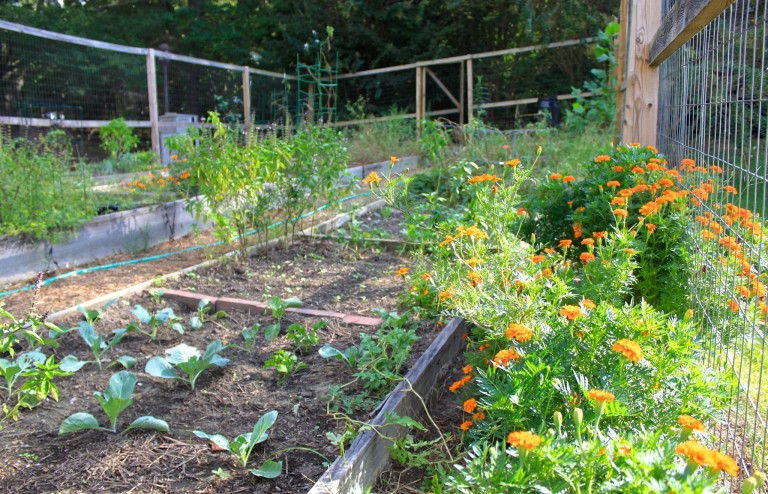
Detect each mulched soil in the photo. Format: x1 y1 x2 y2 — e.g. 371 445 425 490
0 213 450 493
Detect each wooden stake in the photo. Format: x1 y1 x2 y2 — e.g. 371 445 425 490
146 48 160 158
466 59 474 124
242 67 251 135
615 0 629 144
459 61 466 124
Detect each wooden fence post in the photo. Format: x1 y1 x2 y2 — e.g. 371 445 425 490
242 67 251 135
621 0 661 146
615 0 630 144
146 48 160 157
415 66 423 134
459 61 466 124
466 58 474 124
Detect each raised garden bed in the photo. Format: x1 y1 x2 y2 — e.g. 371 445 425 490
0 234 438 493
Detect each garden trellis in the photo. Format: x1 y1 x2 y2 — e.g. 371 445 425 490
622 0 768 481
0 19 598 161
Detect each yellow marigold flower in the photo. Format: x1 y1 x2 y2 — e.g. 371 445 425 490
560 305 583 320
390 155 399 165
395 267 410 277
362 171 381 184
493 348 521 367
506 323 533 342
463 398 478 413
466 257 484 268
612 339 643 362
506 159 521 167
457 225 488 240
460 420 473 431
588 389 615 402
439 235 456 247
438 289 455 302
675 440 713 467
580 252 596 263
595 155 611 163
507 431 542 450
678 415 705 432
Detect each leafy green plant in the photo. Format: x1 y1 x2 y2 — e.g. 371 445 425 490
59 371 169 434
241 323 261 353
145 341 229 390
0 350 46 400
193 410 282 478
189 299 215 330
99 118 139 160
127 305 184 341
286 321 324 353
264 296 302 341
75 322 127 369
263 349 306 384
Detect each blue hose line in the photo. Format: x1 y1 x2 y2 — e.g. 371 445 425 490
0 192 372 299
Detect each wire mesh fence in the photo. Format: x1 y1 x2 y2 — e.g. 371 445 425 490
657 0 768 480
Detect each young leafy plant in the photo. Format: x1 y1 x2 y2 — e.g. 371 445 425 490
76 322 127 369
263 349 306 384
193 410 282 478
0 350 46 400
128 305 184 341
241 323 261 353
286 321 324 353
264 296 302 341
59 370 169 434
145 341 229 390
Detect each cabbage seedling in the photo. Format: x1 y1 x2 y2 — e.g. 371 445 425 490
264 296 302 341
128 305 184 341
77 322 127 369
145 341 229 390
193 410 282 478
59 370 169 434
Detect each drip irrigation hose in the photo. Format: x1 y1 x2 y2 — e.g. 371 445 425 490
0 192 372 299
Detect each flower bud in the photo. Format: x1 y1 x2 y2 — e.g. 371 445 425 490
554 411 563 437
684 308 694 322
743 478 758 494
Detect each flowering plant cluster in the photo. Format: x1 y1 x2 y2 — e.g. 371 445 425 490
368 144 762 492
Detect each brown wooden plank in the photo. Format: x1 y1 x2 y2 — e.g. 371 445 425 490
476 91 593 110
242 67 251 134
146 49 161 157
615 0 630 143
0 19 147 55
467 59 474 123
650 0 735 66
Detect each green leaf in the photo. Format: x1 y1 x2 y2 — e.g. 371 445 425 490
605 21 620 36
193 430 231 452
264 324 281 342
318 344 349 364
249 410 278 448
384 412 426 431
110 356 137 369
59 355 88 373
132 305 151 324
105 370 137 401
282 297 302 309
145 357 178 379
126 416 170 432
189 317 203 330
250 460 282 478
171 322 185 334
59 412 102 434
78 322 104 353
164 343 200 364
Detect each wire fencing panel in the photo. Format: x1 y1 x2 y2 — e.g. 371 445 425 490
336 69 416 122
657 0 768 478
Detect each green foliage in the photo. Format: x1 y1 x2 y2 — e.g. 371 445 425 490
193 410 282 478
75 322 127 369
99 118 139 159
0 130 95 240
241 323 261 353
127 304 184 341
264 349 306 384
286 321 324 353
264 296 303 341
145 341 230 390
59 371 169 434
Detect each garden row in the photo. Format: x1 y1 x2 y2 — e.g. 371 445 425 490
363 143 766 493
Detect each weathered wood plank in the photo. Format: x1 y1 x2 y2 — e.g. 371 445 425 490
426 68 461 109
242 67 251 134
476 91 594 110
0 19 147 55
308 317 469 494
146 49 161 157
467 59 474 123
650 0 735 66
615 0 630 143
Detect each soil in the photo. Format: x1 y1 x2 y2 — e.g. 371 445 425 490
0 210 443 493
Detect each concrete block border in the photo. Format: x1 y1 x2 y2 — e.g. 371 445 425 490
308 317 468 494
47 198 388 322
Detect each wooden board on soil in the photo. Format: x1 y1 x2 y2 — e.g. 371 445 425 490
0 236 442 493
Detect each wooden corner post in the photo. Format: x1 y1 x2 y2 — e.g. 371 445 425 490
415 65 424 135
146 48 160 157
621 0 661 147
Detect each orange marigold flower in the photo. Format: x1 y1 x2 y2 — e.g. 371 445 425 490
468 173 503 184
395 267 410 277
560 305 584 320
421 273 432 281
462 364 473 374
457 225 488 240
728 299 740 312
472 411 486 421
632 166 646 174
588 389 615 402
612 339 643 362
613 208 629 217
559 239 572 248
362 171 381 184
647 145 659 153
675 440 713 468
606 180 621 187
612 166 624 173
658 178 674 188
681 158 696 168
723 185 738 194
460 420 473 431
517 207 528 215
463 398 478 413
595 155 611 163
491 185 499 194
738 285 750 298
507 431 542 450
439 235 456 247
466 257 484 268
581 238 595 246
645 223 657 234
593 231 607 239
449 375 472 392
531 254 546 263
493 348 521 366
438 289 455 301
678 415 705 432
467 271 482 286
618 188 634 197
506 323 533 342
710 451 739 477
563 175 576 183
550 173 562 180
625 248 637 256
580 252 596 263
390 156 399 165
544 247 556 254
581 298 596 309
506 159 521 167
